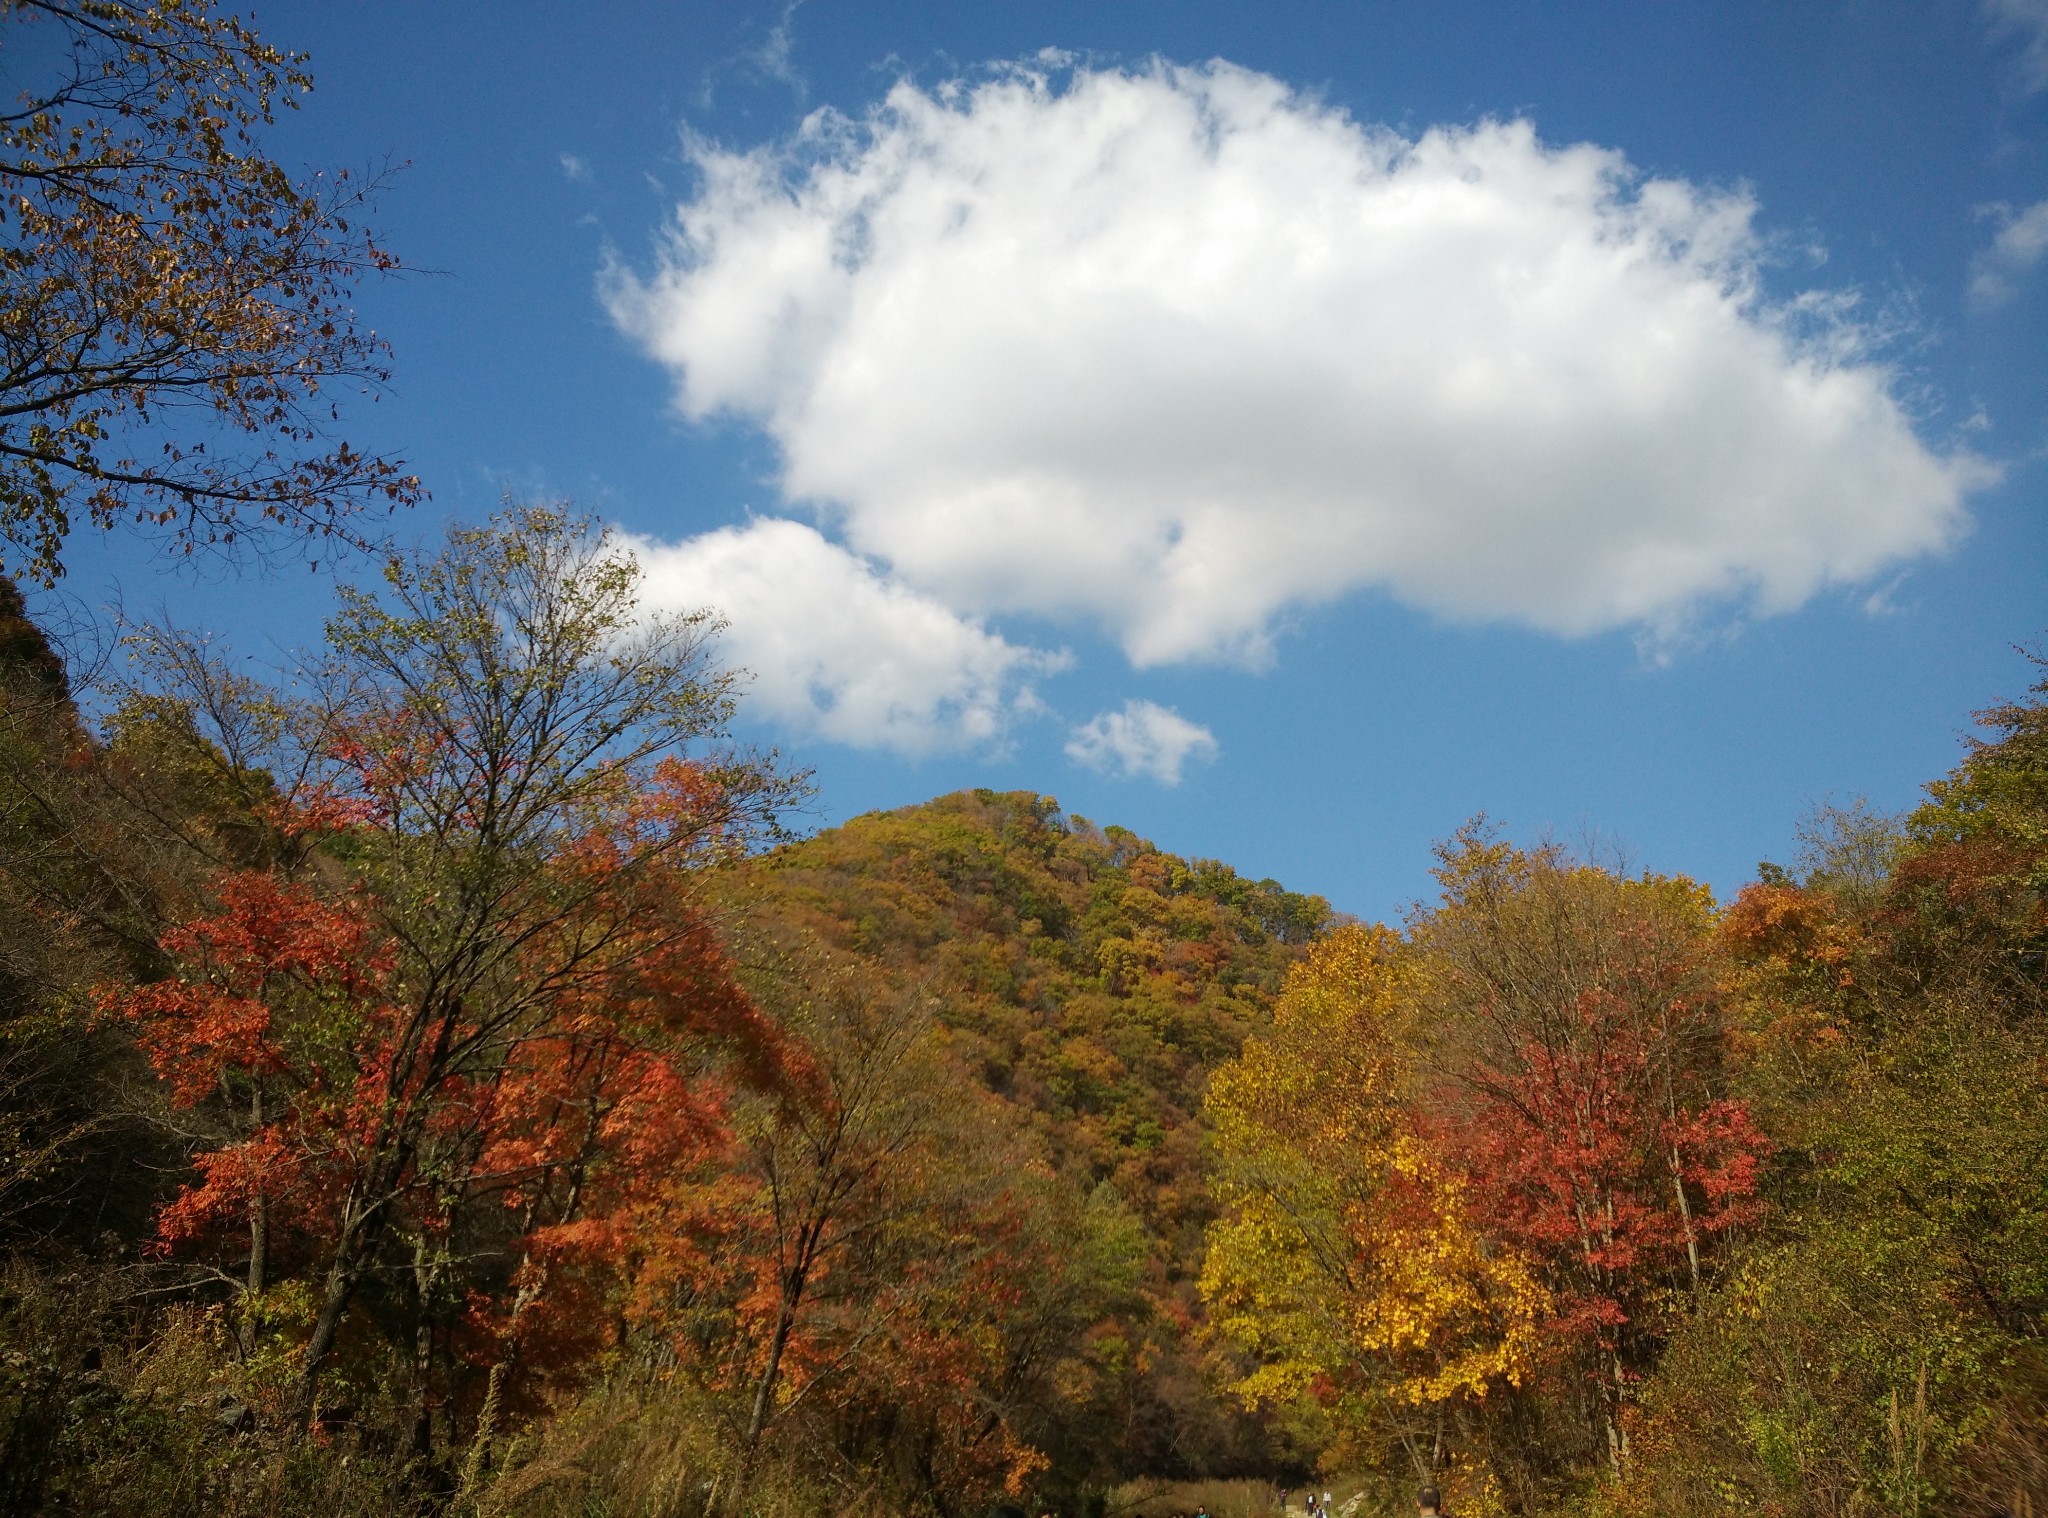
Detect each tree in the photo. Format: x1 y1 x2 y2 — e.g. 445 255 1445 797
0 0 421 583
606 946 1153 1517
1617 659 2048 1517
1414 832 1766 1493
112 868 386 1330
101 503 801 1428
1203 840 1768 1512
1203 924 1549 1505
623 961 1009 1511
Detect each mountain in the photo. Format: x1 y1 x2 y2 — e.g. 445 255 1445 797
727 787 1332 1476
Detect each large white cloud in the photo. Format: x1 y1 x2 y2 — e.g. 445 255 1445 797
609 60 1981 669
628 518 1064 754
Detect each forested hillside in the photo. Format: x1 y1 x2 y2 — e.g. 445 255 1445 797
726 790 1331 1481
0 510 1329 1517
4 503 2048 1518
1199 678 2048 1517
0 2 2038 1516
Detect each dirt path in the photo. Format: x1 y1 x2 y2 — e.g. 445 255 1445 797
1283 1497 1363 1518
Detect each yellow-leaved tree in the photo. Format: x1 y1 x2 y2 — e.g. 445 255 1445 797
1201 923 1546 1500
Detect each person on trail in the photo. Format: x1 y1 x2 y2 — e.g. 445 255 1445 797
1322 1492 1333 1514
1416 1483 1445 1516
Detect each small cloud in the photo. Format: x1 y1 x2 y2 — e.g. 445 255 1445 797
1986 0 2048 91
1969 198 2048 308
753 0 807 95
1065 700 1218 785
689 2 807 115
558 152 592 184
628 517 1065 756
1861 573 1909 617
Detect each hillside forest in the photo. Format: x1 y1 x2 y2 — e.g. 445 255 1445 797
0 503 2040 1518
1 4 2045 1516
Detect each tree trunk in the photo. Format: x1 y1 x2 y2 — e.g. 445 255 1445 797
408 1236 440 1460
729 1260 808 1518
292 1254 358 1424
241 1087 268 1357
291 1186 391 1426
290 1092 411 1423
1606 1348 1631 1478
744 1295 797 1450
1671 1145 1701 1294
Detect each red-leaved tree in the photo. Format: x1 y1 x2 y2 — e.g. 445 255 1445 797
1417 830 1769 1478
101 504 802 1435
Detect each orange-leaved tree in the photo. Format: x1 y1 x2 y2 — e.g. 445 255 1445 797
110 869 392 1352
622 955 1131 1516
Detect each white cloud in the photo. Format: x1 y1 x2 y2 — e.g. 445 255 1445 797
751 0 806 95
627 518 1064 754
558 152 591 183
608 60 1982 669
1988 0 2048 90
1970 199 2048 308
1066 699 1218 785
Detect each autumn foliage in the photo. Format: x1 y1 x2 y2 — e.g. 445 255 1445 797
22 505 1234 1518
1 511 2046 1516
1203 838 1771 1511
0 494 2039 1518
0 0 423 585
5 6 2047 1516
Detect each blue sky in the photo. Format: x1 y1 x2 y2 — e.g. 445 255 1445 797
47 0 2048 922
